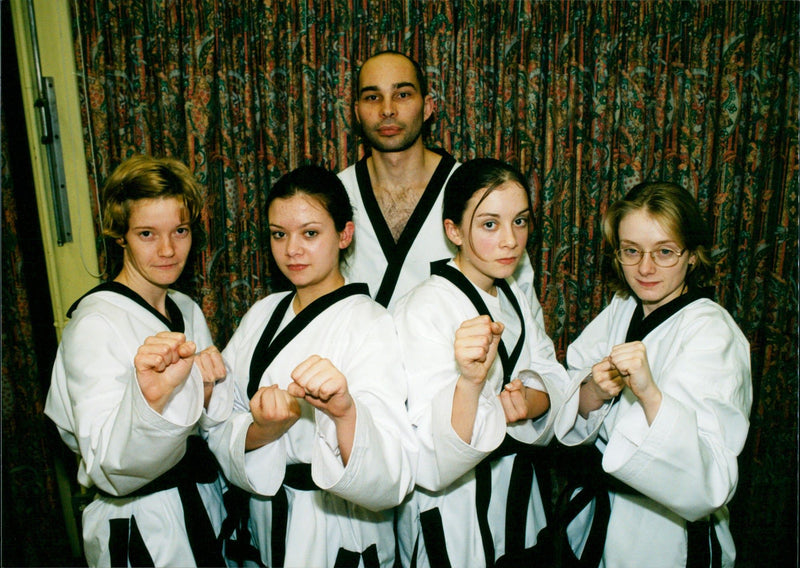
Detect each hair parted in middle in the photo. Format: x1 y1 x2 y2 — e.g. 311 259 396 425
603 181 714 297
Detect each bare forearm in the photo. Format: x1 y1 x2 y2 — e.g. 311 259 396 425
332 407 357 466
638 388 663 425
452 376 483 443
245 421 288 452
578 381 607 419
524 388 550 420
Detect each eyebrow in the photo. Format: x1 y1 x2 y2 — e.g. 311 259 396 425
359 81 418 96
619 238 680 246
268 222 323 229
475 208 531 218
129 222 189 231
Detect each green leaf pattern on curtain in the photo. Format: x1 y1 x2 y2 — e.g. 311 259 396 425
66 1 796 565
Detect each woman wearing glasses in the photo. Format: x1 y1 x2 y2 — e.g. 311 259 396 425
554 182 751 567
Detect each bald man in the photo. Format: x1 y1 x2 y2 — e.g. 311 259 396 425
339 51 543 316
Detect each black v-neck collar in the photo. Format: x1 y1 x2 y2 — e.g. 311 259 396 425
247 283 370 397
355 149 457 307
431 259 525 387
625 287 713 342
67 281 185 333
608 287 713 409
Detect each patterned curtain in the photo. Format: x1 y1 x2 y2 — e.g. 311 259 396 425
16 0 788 565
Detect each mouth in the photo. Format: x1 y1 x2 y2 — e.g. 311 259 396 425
376 124 402 136
496 257 518 266
636 279 660 288
286 264 308 272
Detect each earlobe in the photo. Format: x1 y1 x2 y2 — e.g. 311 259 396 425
116 237 126 248
443 219 463 247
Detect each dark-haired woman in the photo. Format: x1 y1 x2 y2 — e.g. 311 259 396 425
555 182 752 567
208 165 416 567
45 155 231 566
392 158 569 568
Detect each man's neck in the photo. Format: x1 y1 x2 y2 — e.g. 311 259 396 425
366 143 444 241
367 141 442 191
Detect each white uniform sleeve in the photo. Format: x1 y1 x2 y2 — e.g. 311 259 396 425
555 301 622 445
184 301 235 430
310 309 417 512
52 312 201 495
602 311 752 521
506 292 570 445
394 287 506 492
206 304 291 497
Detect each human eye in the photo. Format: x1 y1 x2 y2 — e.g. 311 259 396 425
482 220 497 230
270 230 285 240
304 230 318 238
513 216 529 228
621 247 641 258
656 248 677 260
175 226 191 238
137 230 153 239
361 93 379 102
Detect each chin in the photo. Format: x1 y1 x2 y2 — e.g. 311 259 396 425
493 266 518 280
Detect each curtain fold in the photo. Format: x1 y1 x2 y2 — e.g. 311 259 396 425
1 105 74 566
6 0 789 565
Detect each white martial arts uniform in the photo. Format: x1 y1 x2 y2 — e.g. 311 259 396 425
45 283 232 567
554 291 752 568
338 151 543 321
207 283 417 568
391 260 569 568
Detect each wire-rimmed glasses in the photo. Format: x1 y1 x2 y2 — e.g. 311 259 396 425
615 247 686 268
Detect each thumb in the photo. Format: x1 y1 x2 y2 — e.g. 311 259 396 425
177 341 197 359
286 382 306 398
490 321 505 337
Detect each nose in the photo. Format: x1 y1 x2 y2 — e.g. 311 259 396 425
286 234 302 257
499 224 518 249
380 98 396 118
638 252 656 274
158 236 175 257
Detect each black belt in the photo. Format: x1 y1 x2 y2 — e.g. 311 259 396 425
417 436 551 568
271 463 319 566
269 463 381 568
334 544 380 568
479 436 553 567
549 444 722 568
101 435 225 567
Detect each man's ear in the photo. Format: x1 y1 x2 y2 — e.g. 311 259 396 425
423 94 434 122
353 100 362 126
443 219 462 247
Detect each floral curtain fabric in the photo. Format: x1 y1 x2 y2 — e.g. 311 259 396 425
5 0 795 565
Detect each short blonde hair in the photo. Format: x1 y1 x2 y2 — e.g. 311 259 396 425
603 182 714 297
101 155 204 241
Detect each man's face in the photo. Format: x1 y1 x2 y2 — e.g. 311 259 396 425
354 53 433 153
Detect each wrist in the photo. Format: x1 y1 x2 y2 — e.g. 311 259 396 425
457 374 486 393
638 386 662 410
